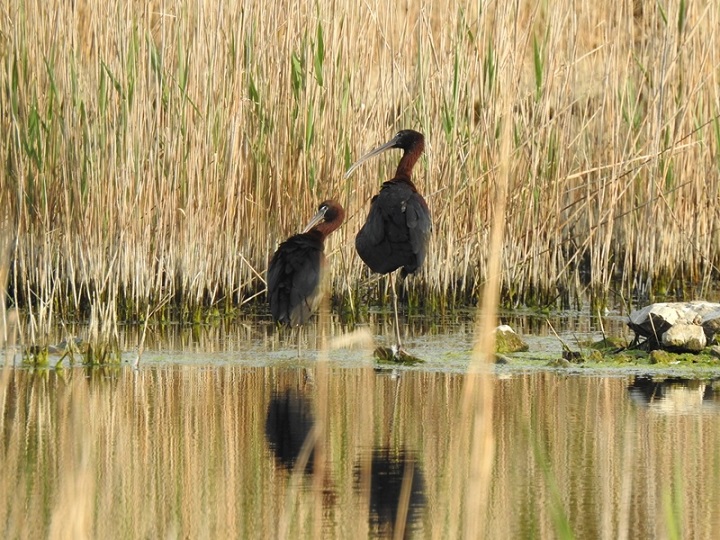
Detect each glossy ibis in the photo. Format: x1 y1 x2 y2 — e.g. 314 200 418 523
267 200 345 331
345 130 431 352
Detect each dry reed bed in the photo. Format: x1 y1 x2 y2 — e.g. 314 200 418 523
2 0 719 336
1 367 719 537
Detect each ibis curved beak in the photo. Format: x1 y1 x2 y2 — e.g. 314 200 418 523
301 205 328 233
344 132 402 178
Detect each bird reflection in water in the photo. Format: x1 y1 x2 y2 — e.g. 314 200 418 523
264 386 338 513
357 447 426 538
264 387 316 473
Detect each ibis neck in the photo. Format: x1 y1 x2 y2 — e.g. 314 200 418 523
313 209 345 241
395 138 425 180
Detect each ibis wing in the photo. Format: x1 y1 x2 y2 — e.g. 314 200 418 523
405 193 432 267
289 252 324 326
358 196 388 247
267 234 324 325
267 247 289 322
355 183 432 275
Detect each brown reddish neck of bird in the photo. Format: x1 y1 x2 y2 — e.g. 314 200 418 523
302 199 345 241
393 130 425 181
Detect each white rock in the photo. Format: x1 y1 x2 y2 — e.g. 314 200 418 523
661 323 707 352
629 301 720 343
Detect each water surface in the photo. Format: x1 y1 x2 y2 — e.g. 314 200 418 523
3 312 720 538
2 362 720 538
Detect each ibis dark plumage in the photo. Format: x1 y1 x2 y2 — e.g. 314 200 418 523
267 200 345 327
345 129 431 351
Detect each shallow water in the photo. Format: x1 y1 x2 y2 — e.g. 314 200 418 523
2 313 720 538
12 309 636 370
2 366 720 539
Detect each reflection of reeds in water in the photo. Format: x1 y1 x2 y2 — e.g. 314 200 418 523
2 368 720 537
